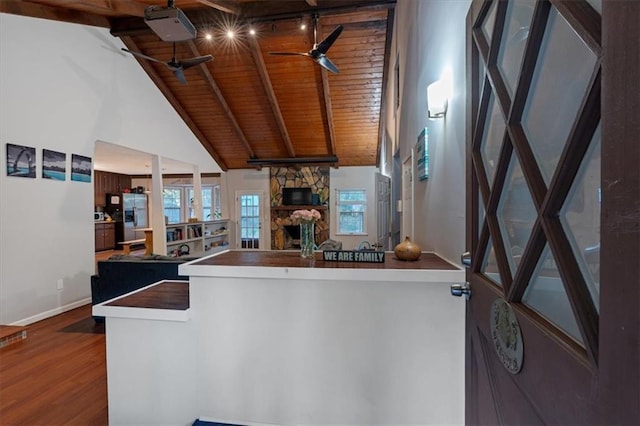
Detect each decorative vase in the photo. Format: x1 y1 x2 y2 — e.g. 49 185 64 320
299 221 315 258
394 236 422 261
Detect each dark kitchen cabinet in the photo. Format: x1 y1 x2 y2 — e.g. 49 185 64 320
94 170 131 207
95 222 116 251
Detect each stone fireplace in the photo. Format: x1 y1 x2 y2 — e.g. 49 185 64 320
270 166 330 250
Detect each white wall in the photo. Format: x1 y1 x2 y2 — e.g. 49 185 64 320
0 13 219 324
382 0 470 265
330 166 379 250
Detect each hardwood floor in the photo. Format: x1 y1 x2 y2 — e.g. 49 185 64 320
0 249 155 425
0 304 108 425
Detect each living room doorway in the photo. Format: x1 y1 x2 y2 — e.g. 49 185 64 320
235 190 265 249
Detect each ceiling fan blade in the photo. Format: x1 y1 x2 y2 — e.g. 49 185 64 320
269 52 310 57
316 55 340 74
316 25 343 55
173 67 187 85
180 55 213 70
121 48 164 65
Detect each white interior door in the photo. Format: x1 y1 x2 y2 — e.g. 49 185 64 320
375 172 391 250
235 191 264 250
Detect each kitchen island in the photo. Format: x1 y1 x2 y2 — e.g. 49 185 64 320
95 250 466 426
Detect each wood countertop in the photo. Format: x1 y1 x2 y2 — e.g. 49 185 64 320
93 280 190 322
191 250 458 270
180 250 464 283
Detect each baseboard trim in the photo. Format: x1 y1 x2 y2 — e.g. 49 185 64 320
10 298 92 326
197 416 282 426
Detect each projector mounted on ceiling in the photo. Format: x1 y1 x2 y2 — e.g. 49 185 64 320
144 5 196 42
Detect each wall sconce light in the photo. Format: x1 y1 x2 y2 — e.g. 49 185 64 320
427 67 453 119
427 80 448 118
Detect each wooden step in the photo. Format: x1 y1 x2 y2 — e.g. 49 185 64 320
0 325 28 349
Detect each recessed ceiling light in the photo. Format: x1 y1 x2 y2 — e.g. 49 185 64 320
249 28 256 36
227 30 234 39
300 23 307 30
204 33 213 41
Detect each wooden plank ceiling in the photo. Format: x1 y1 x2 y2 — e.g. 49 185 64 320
1 0 395 170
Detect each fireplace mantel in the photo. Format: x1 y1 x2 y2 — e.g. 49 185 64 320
270 205 327 211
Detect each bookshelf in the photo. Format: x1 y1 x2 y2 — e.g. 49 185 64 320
166 219 230 257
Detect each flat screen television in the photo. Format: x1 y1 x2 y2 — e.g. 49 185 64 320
282 187 312 206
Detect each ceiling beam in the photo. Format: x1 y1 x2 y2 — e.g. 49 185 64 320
376 8 394 166
110 1 396 37
238 0 396 23
247 156 338 167
247 36 296 158
317 24 337 158
195 0 240 16
120 36 228 170
57 0 147 17
185 40 256 160
1 0 110 27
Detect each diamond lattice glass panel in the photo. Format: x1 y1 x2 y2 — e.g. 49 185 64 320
481 0 498 45
522 7 598 185
560 124 601 312
479 187 486 231
481 237 502 286
479 60 487 100
497 0 536 96
480 93 506 187
585 0 602 14
523 243 583 344
498 153 537 275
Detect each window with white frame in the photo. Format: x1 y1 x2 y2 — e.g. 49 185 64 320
163 185 221 224
188 186 221 220
163 188 182 224
336 189 367 234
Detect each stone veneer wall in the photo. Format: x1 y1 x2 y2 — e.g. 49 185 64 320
270 167 330 250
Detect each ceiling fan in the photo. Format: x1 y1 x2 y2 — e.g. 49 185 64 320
121 42 212 85
269 14 344 74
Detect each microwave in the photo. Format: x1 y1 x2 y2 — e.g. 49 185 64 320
94 212 105 221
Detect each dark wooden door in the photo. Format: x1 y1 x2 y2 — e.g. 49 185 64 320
464 1 639 424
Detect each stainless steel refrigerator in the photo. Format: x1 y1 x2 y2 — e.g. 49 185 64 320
122 193 148 241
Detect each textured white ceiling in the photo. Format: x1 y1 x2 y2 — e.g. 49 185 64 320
93 141 199 175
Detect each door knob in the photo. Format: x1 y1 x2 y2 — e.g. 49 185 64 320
451 282 471 299
461 251 472 268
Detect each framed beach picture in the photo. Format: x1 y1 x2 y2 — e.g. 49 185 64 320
42 149 66 181
6 143 36 178
416 127 429 181
71 154 92 183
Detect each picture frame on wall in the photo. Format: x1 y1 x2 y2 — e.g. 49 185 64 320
42 149 66 181
416 127 429 181
6 143 36 178
71 154 92 183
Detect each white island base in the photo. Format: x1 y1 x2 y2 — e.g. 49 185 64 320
94 250 466 426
